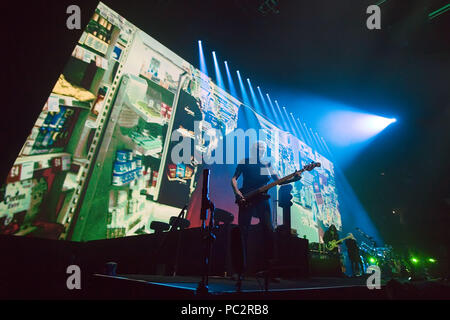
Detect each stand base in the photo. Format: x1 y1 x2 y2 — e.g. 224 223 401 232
196 282 209 296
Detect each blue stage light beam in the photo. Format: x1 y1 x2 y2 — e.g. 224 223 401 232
274 100 288 130
198 41 208 76
290 114 306 142
295 118 308 144
283 107 297 136
283 107 296 135
303 124 317 150
246 78 263 114
236 71 251 106
298 118 313 146
314 132 328 155
224 61 238 97
309 127 323 152
319 136 332 156
212 51 225 89
266 94 281 124
301 121 315 147
257 86 271 118
320 111 397 147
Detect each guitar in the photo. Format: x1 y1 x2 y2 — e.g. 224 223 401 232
326 235 353 251
235 162 321 208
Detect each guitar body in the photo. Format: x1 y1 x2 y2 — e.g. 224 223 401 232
326 235 352 251
235 188 271 209
327 240 339 251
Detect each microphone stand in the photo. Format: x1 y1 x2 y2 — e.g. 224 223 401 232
172 205 188 276
152 205 188 274
196 169 215 296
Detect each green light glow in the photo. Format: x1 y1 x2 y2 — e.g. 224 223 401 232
369 257 376 264
429 4 450 20
411 257 419 264
428 258 436 263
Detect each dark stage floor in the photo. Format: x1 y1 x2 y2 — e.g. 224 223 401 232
89 274 450 300
121 274 375 292
90 274 388 299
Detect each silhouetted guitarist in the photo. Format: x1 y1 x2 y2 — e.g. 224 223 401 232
231 141 313 272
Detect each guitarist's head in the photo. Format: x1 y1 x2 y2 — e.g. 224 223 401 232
250 141 267 163
329 224 337 235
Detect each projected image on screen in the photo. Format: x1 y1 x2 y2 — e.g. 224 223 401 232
0 3 340 243
249 112 341 243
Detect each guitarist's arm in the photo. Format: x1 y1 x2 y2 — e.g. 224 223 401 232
231 165 244 200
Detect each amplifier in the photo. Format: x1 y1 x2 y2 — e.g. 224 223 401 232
309 251 342 277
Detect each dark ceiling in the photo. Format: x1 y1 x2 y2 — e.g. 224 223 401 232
2 0 449 254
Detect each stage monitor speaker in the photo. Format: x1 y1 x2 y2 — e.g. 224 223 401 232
309 251 342 277
273 230 309 278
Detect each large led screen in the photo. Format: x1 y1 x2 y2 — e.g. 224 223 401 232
0 2 341 243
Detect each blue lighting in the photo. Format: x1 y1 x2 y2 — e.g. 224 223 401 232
274 100 288 130
236 71 250 105
309 127 322 152
198 41 208 76
290 113 305 142
266 94 281 124
295 118 308 144
257 86 272 118
282 107 295 135
212 51 224 89
246 78 262 113
320 111 397 147
224 61 238 97
301 121 314 147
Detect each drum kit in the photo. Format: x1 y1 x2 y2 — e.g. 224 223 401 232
355 227 395 273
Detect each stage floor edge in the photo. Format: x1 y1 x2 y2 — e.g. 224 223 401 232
90 274 388 299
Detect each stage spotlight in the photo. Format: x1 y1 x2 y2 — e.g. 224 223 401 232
411 257 419 264
198 40 208 76
224 61 237 97
265 93 281 124
428 258 437 263
246 78 262 113
359 114 397 134
256 86 271 118
320 111 397 147
236 70 250 105
274 101 288 130
212 51 224 89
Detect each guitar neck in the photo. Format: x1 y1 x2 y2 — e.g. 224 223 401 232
336 236 352 244
258 168 306 193
241 162 320 199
